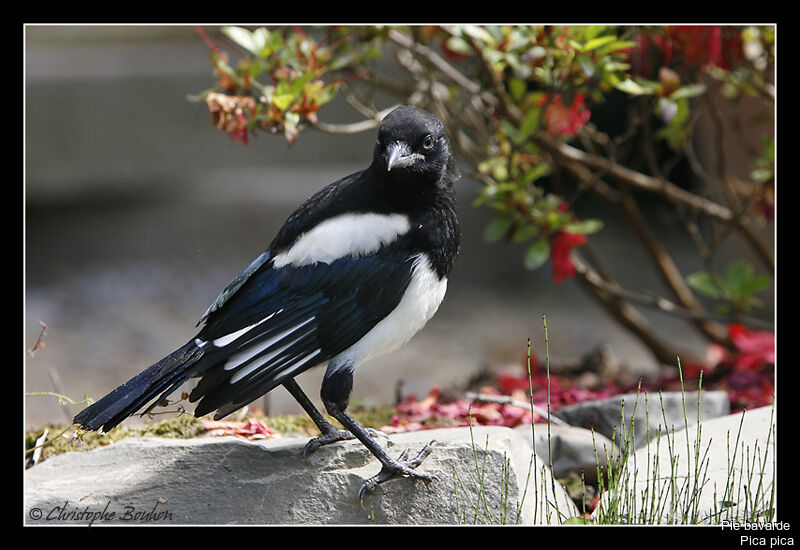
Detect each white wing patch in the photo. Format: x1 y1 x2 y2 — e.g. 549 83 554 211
272 213 411 268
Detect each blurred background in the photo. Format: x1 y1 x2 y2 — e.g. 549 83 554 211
24 25 773 430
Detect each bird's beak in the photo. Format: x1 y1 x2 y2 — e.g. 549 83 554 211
385 141 414 172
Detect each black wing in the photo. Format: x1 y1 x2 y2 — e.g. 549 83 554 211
188 242 416 419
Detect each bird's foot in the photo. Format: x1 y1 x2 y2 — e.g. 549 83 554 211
303 427 386 460
358 440 439 506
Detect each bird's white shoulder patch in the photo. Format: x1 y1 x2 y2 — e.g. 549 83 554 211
331 253 447 371
272 212 411 268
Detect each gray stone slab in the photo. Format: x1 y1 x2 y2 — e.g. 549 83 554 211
24 426 576 525
514 423 621 483
591 406 776 524
554 390 731 449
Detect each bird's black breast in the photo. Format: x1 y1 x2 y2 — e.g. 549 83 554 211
406 194 460 280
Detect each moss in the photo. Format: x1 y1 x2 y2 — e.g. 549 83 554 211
25 414 204 466
349 404 400 430
25 404 403 466
254 403 401 436
136 414 205 438
261 413 318 436
26 423 130 464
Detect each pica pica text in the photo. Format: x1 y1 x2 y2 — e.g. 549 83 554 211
73 105 461 502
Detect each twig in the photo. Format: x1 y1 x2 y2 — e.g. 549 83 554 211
572 252 772 331
25 392 95 407
571 251 705 365
619 193 730 345
25 425 74 456
31 428 48 465
533 131 735 222
465 392 569 427
387 28 482 96
310 101 401 134
47 367 75 424
26 321 47 358
194 26 221 53
702 83 738 209
534 130 774 271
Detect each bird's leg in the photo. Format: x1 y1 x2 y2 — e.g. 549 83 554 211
281 378 383 460
320 367 438 505
327 403 438 505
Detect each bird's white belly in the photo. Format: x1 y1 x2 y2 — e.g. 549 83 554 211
334 253 447 370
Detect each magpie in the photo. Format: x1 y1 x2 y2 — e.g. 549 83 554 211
73 105 461 502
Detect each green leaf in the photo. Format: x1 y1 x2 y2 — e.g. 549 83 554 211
524 238 551 270
328 52 358 72
288 71 317 96
317 83 340 106
514 108 542 144
272 93 295 111
669 83 707 101
460 25 496 46
499 119 519 144
521 162 551 186
655 98 691 150
581 35 618 52
726 260 754 290
751 167 773 183
595 40 637 57
509 78 527 102
725 260 772 297
563 219 604 235
250 27 270 57
740 274 772 297
445 36 473 56
604 61 631 72
614 78 652 96
512 224 540 243
582 25 607 42
687 272 722 299
483 217 512 242
222 26 261 56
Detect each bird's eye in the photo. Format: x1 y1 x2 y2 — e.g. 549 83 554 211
422 135 434 150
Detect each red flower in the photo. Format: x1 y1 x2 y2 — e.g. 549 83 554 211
626 31 673 78
498 373 533 394
666 25 743 70
540 93 591 137
728 379 774 412
550 231 587 284
727 323 775 372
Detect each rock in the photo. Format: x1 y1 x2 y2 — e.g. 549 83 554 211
24 426 576 525
554 391 730 450
591 406 775 524
514 423 621 484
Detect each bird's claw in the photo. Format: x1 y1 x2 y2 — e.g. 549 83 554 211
358 440 439 506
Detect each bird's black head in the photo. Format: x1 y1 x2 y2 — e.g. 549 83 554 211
373 106 461 187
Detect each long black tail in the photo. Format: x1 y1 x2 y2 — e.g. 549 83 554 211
73 341 205 433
